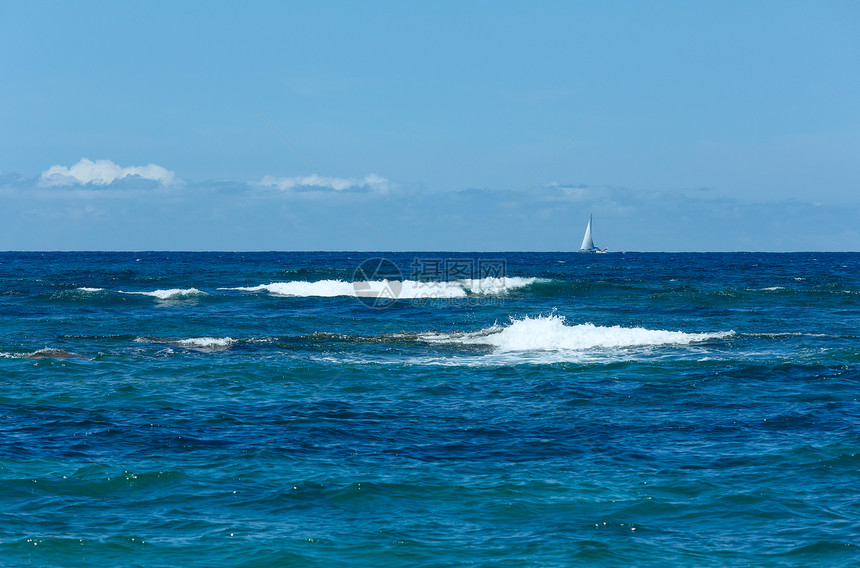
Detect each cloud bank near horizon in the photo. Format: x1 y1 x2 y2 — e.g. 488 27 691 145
40 158 176 186
258 173 389 193
2 161 858 251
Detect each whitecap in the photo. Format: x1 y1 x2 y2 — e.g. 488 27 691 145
221 279 464 299
458 276 545 295
119 288 207 300
27 347 84 359
220 277 545 299
176 337 235 351
135 336 236 351
0 347 86 359
222 280 357 297
397 281 466 299
420 314 734 352
177 336 235 348
76 287 106 293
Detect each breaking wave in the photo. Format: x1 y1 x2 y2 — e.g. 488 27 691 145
117 288 207 300
419 314 734 352
220 277 543 299
176 337 236 351
134 336 236 352
0 347 86 359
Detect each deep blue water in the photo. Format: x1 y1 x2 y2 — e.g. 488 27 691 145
1 252 858 567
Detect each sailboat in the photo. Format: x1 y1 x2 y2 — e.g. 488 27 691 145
579 214 607 253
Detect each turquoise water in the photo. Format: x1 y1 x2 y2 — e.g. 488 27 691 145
1 252 858 567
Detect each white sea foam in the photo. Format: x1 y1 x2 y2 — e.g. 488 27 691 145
747 332 834 338
0 347 85 359
120 288 207 300
77 287 105 293
221 277 544 299
134 336 236 351
420 314 734 352
226 280 358 297
460 277 543 295
176 337 235 350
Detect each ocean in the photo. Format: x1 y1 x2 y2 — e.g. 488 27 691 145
1 251 858 567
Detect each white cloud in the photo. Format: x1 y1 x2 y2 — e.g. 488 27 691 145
258 173 389 192
40 158 175 186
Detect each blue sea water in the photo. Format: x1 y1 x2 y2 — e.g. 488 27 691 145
1 251 858 567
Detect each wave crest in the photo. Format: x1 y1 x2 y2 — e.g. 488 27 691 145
176 337 235 351
119 288 207 300
0 347 86 359
220 277 544 299
421 314 734 352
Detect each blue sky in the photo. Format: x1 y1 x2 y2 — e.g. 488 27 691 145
1 1 858 251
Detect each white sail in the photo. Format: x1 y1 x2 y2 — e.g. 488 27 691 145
580 215 595 251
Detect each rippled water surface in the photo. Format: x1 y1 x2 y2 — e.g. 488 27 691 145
1 252 858 567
